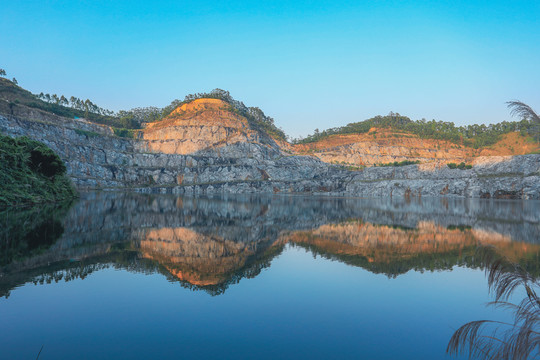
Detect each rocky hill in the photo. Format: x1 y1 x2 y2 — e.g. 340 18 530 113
143 98 264 154
294 128 539 167
0 79 539 199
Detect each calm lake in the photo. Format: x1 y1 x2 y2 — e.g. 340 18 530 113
1 192 539 359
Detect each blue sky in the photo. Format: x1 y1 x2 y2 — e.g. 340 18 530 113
2 0 539 137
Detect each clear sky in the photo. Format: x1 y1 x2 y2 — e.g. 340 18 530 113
2 0 539 138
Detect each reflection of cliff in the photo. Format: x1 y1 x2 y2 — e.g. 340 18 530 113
1 192 539 297
139 227 281 286
284 221 540 277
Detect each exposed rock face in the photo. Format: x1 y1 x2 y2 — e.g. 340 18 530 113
345 155 540 199
293 130 539 166
1 105 539 199
0 111 346 192
294 131 474 166
142 99 260 154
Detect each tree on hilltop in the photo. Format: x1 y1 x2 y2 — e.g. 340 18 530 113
0 69 6 77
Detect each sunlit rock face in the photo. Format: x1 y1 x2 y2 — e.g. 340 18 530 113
1 101 540 198
143 99 260 155
293 130 540 167
294 131 475 166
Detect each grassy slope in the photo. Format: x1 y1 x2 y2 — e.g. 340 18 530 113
0 77 131 130
1 78 97 120
0 134 76 206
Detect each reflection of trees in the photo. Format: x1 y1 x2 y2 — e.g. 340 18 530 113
0 236 286 297
447 246 540 359
285 222 540 278
0 202 71 267
2 193 540 297
291 241 474 278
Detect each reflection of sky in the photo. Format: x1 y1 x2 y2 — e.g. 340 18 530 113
0 245 511 359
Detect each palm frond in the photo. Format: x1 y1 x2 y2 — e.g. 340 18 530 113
447 245 540 359
506 100 540 123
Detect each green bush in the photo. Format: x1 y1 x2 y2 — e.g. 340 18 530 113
447 162 472 170
376 160 420 167
30 145 67 177
74 129 100 138
0 134 76 206
113 128 137 138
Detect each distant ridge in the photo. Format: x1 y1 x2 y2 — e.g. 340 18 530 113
0 76 538 170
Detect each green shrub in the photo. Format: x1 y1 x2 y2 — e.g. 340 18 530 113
74 129 100 138
30 145 67 177
113 127 136 138
0 134 76 206
447 162 472 170
376 160 420 167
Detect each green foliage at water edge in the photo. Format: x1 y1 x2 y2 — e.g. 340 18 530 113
0 134 77 206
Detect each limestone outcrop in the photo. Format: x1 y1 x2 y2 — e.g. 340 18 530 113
143 98 261 154
1 103 539 199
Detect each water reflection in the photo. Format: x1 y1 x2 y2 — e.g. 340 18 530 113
1 192 539 297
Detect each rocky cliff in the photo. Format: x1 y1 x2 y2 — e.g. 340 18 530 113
1 100 539 199
143 98 262 154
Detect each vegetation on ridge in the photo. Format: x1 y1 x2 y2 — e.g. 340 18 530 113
447 162 473 170
294 111 539 148
0 76 286 141
1 69 537 147
375 160 420 167
162 89 287 141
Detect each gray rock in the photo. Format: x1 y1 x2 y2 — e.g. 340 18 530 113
1 114 539 199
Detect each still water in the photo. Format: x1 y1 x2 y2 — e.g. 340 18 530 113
1 193 539 359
